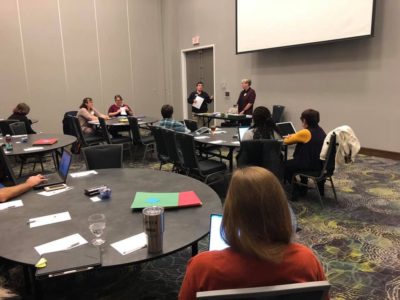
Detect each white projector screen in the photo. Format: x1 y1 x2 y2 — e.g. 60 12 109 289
236 0 375 53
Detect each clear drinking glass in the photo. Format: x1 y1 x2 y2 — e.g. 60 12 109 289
88 213 106 246
210 125 216 135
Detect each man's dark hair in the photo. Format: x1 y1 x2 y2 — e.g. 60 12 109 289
196 81 204 86
300 109 320 128
161 104 173 119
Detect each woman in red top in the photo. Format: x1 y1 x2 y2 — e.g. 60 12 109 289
179 167 327 300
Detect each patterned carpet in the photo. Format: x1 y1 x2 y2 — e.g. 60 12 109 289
1 152 399 300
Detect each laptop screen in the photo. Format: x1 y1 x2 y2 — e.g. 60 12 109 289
276 122 296 137
58 150 72 179
209 214 229 251
238 127 250 141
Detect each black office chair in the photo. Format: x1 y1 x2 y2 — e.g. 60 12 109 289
272 105 285 123
0 119 19 136
292 133 338 207
196 281 331 300
9 122 27 135
162 128 184 172
175 132 226 184
127 116 155 162
70 116 105 152
184 119 198 132
82 144 123 170
150 126 170 170
237 139 284 181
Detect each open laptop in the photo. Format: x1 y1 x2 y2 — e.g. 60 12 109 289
276 122 296 138
209 214 229 251
34 150 72 189
238 126 250 142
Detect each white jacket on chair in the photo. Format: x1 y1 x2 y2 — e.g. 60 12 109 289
320 125 360 166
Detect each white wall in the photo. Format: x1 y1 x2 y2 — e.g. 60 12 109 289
162 0 400 152
0 0 165 133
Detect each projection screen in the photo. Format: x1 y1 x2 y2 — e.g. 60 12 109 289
236 0 375 53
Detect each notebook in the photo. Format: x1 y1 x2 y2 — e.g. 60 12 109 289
34 150 72 189
33 138 58 145
276 122 296 137
209 214 229 251
131 191 202 210
36 245 101 278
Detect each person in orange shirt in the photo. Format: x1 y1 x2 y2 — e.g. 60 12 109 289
179 167 327 300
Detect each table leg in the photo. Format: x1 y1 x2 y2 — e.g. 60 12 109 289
23 265 42 299
191 242 198 256
227 148 234 172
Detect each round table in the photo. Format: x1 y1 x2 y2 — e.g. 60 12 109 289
0 168 222 268
192 127 240 171
1 133 76 156
89 116 158 127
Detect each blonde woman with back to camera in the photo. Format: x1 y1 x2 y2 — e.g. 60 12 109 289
179 167 327 300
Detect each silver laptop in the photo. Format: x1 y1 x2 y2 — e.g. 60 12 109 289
34 150 72 189
238 126 250 142
209 214 229 251
276 122 296 137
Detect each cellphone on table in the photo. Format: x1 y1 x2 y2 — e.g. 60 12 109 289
44 184 67 192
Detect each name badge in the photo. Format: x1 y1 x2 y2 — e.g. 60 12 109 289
244 93 247 96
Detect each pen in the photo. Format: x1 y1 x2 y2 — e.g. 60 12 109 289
67 242 80 249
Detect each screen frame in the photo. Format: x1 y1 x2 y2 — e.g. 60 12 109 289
235 0 376 54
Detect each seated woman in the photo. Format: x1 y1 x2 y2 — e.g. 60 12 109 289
283 109 326 197
8 103 36 134
108 95 133 117
242 106 279 140
179 167 326 300
76 97 109 135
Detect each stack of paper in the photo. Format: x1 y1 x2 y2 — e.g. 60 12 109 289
0 199 23 210
28 212 71 228
34 233 88 255
111 232 147 255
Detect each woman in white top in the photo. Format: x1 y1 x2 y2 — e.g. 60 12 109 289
242 106 279 141
76 97 108 134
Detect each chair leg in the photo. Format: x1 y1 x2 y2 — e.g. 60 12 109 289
39 155 44 172
142 145 148 162
313 178 324 207
329 177 338 202
19 160 25 177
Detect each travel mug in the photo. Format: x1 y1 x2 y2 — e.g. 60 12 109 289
142 206 164 253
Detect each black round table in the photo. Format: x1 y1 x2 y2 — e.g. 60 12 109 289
192 127 240 171
1 133 76 156
0 168 222 268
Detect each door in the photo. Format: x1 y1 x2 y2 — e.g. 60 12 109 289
185 48 214 118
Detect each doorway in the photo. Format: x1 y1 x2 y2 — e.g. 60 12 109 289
181 45 215 119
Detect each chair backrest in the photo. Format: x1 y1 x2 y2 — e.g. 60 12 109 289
175 132 199 170
0 146 18 186
150 126 169 162
70 116 88 146
237 139 283 180
184 119 198 132
128 116 142 145
162 128 183 166
62 111 78 135
82 144 123 170
196 281 330 300
98 117 112 144
0 120 19 136
9 122 27 135
272 105 285 123
320 132 337 177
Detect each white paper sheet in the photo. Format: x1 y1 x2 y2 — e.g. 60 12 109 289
12 134 28 138
24 147 45 152
194 136 210 140
69 170 98 178
90 196 102 202
34 233 88 255
231 141 241 145
0 200 23 210
111 232 147 255
213 131 227 135
192 96 204 110
28 211 71 228
209 140 226 144
38 187 73 197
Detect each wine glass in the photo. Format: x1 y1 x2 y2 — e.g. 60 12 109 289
88 213 106 246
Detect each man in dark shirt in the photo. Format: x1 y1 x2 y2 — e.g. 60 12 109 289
187 82 213 114
237 79 256 115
